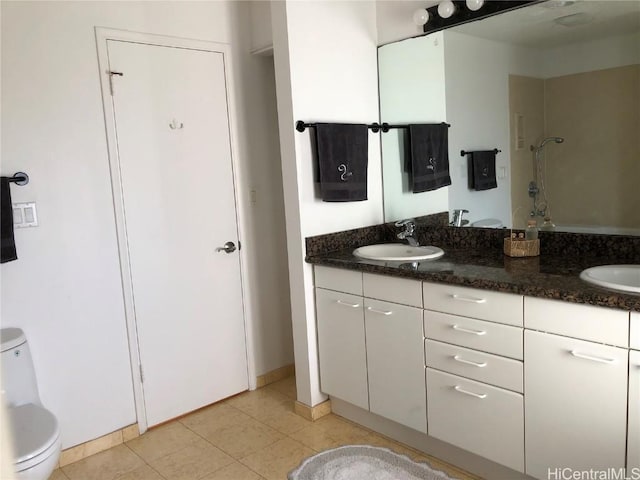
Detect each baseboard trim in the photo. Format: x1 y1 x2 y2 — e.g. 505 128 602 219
256 364 295 388
58 423 139 468
294 400 331 421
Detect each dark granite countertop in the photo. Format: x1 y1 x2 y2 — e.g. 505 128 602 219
306 247 640 313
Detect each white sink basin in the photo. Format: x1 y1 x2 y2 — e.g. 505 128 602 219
580 265 640 294
353 244 444 262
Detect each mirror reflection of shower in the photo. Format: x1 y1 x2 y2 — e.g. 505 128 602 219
528 136 564 226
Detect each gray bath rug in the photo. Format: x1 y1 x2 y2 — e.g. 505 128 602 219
288 445 457 480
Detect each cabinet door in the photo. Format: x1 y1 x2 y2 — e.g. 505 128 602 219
427 369 524 472
365 299 426 432
315 288 368 410
525 330 628 479
629 350 640 470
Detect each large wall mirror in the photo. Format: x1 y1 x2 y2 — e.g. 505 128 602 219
378 0 639 235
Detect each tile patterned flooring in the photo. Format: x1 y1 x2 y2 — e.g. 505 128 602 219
51 377 481 480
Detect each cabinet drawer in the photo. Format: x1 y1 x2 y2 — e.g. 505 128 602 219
424 310 523 360
426 368 524 473
631 312 640 350
363 273 422 308
425 339 523 393
423 282 522 326
315 288 368 410
314 265 362 296
525 297 629 347
365 299 426 432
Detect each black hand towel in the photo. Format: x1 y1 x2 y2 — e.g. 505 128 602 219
315 123 368 202
468 150 498 191
408 124 452 193
1 177 17 263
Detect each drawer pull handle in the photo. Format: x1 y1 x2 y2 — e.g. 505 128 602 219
366 307 393 316
454 385 487 399
570 350 617 364
335 300 360 308
453 355 487 368
451 294 487 304
452 325 487 336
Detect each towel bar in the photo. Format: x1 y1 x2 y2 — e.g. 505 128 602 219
7 172 29 186
461 149 501 157
295 121 386 133
295 121 451 133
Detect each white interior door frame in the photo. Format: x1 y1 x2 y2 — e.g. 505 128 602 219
95 27 257 434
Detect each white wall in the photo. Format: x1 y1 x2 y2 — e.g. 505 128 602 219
233 4 294 376
1 0 292 448
378 33 449 222
443 31 542 227
272 0 383 406
541 31 640 79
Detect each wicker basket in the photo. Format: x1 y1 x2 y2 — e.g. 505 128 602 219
504 237 540 257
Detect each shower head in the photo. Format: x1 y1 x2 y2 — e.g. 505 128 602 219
538 137 565 149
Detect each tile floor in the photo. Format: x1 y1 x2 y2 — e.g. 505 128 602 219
51 377 482 480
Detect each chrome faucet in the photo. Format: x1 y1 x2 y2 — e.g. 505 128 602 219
395 219 419 246
450 209 469 227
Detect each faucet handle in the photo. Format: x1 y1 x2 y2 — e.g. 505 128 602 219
451 209 469 227
394 218 416 227
395 218 416 234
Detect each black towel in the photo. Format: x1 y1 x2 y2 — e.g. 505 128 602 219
468 150 497 191
408 124 452 193
1 177 17 263
315 123 368 202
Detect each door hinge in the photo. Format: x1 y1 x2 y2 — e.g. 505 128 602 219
108 71 124 96
139 364 144 383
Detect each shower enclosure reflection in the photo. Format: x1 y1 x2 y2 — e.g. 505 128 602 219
529 136 564 220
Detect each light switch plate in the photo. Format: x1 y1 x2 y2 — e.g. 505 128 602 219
12 202 38 228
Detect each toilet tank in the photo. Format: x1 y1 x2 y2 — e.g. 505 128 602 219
1 328 42 407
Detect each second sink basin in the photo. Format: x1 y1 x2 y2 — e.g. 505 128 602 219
580 265 640 294
353 243 444 262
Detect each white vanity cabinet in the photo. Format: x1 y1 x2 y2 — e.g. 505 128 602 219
364 297 426 432
423 282 525 472
524 299 630 479
314 267 426 429
315 287 369 410
314 264 638 479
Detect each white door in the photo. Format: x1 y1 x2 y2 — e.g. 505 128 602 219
106 40 248 426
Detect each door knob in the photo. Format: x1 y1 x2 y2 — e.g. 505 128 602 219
216 241 236 254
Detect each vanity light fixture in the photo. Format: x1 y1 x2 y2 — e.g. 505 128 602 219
466 0 484 12
437 0 456 19
412 8 430 26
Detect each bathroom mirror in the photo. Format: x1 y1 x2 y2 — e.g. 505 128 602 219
378 0 640 234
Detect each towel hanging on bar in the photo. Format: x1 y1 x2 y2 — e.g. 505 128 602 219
466 150 499 191
314 123 369 202
1 177 18 263
408 124 452 193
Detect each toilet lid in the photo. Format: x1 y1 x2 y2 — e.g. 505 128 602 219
471 218 503 228
9 403 60 464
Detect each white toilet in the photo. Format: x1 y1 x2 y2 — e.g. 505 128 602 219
470 218 504 229
1 328 61 479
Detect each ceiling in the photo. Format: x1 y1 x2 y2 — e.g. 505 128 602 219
452 0 640 49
